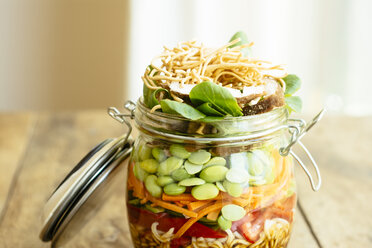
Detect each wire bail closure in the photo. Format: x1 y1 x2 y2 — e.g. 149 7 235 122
280 109 325 191
107 100 136 147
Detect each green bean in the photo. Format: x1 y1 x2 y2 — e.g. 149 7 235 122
139 159 159 173
200 166 228 183
218 216 232 231
169 144 191 159
221 204 246 221
134 162 148 182
158 156 184 176
128 199 141 205
163 183 186 195
223 180 243 197
152 147 167 162
188 150 211 164
191 183 219 200
184 160 203 175
179 178 205 186
145 204 165 213
204 157 226 168
157 176 174 187
139 144 153 161
171 168 191 181
145 175 162 198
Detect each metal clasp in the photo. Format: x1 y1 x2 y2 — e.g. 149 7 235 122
280 109 325 191
107 100 136 147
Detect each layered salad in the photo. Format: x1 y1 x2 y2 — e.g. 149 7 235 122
127 31 301 248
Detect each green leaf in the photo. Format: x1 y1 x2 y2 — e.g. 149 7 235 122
197 102 224 116
228 31 252 57
160 99 206 120
283 74 301 96
189 81 243 117
285 96 303 113
143 83 154 108
148 88 170 109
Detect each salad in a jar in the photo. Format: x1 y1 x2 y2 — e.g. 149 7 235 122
127 31 301 248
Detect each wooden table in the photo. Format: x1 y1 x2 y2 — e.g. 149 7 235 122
0 111 371 248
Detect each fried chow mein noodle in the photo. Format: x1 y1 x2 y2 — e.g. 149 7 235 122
130 218 291 248
142 39 287 96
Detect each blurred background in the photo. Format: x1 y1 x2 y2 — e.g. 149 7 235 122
1 0 371 115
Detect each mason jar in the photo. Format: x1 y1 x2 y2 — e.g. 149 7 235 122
122 98 322 248
39 99 322 248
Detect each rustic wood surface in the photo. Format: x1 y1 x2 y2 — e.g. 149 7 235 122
0 112 370 248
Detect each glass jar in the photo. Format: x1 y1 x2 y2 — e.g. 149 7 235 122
39 99 322 248
124 98 317 248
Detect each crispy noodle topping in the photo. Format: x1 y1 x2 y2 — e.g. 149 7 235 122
142 39 287 94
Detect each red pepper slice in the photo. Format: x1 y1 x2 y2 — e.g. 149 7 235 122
236 195 296 243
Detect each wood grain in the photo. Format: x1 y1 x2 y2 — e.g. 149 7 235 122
0 111 128 247
0 111 327 247
0 113 36 213
295 116 372 248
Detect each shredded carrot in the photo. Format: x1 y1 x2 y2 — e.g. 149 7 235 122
187 200 212 211
231 197 251 207
174 201 223 238
180 201 191 205
162 193 196 202
206 209 220 221
175 202 184 207
147 193 197 218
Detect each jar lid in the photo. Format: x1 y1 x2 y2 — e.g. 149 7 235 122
39 135 133 246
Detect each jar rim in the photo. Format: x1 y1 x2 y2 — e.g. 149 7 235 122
134 98 289 143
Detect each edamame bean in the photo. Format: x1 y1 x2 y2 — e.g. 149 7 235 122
218 216 232 231
221 204 246 221
157 176 174 187
204 157 226 168
145 175 162 198
140 159 159 173
223 180 243 197
184 160 203 175
216 181 226 192
191 183 219 200
139 144 153 161
171 168 190 181
158 156 183 176
226 168 249 184
229 152 249 171
152 147 167 162
188 150 211 164
247 150 272 176
248 162 264 176
179 178 205 186
134 162 148 182
200 166 228 183
264 168 275 184
170 144 191 159
164 183 186 195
